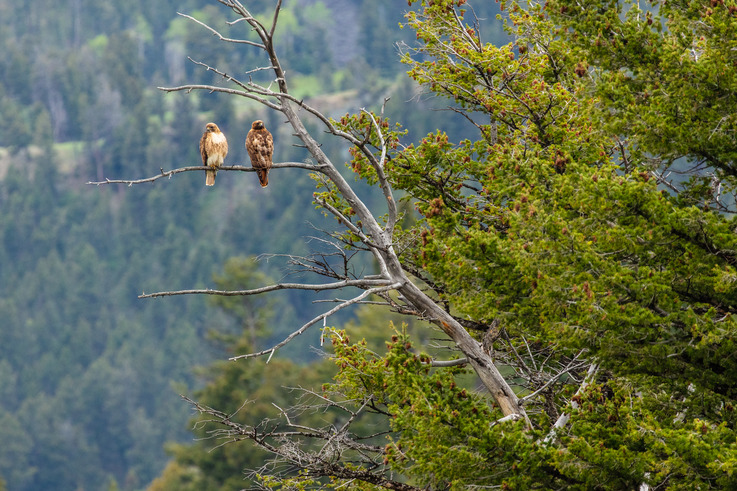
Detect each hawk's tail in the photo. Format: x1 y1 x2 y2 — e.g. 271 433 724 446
257 169 269 188
205 169 217 186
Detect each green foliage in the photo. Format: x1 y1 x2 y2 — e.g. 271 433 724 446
393 0 736 382
327 329 544 490
548 0 737 184
269 0 737 488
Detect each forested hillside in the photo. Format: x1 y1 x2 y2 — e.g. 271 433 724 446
0 1 505 490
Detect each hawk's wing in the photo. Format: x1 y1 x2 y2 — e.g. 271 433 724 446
199 132 209 165
247 130 274 169
247 129 274 187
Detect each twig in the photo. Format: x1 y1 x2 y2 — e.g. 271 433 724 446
428 357 468 367
158 83 283 111
315 197 378 248
229 282 403 362
177 12 264 48
519 353 588 405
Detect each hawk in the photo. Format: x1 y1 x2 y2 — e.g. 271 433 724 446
199 122 228 186
245 120 274 187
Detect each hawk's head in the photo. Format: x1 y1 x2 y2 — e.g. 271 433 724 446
205 122 220 133
252 120 265 130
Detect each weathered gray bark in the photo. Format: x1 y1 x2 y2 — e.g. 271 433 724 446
153 0 528 421
279 91 526 419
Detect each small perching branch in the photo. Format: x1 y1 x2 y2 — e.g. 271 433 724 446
176 11 264 48
87 163 326 186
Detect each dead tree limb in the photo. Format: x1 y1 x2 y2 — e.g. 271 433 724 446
99 0 529 422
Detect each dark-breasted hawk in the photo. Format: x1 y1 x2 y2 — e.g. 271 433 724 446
245 120 274 188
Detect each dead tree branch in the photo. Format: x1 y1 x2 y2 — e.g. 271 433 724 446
95 0 530 422
183 387 422 490
230 282 402 362
139 278 392 299
544 362 599 444
87 162 327 186
176 11 264 48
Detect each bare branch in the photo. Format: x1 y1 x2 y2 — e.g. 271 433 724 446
218 0 267 36
259 240 359 281
158 83 282 111
544 362 599 444
428 357 468 367
491 413 523 427
139 278 392 299
229 282 403 362
183 385 422 490
268 0 283 40
185 57 253 92
362 105 399 237
315 196 379 249
87 162 327 186
519 351 588 405
177 11 264 48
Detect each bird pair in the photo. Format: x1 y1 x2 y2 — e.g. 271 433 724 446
199 120 273 187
